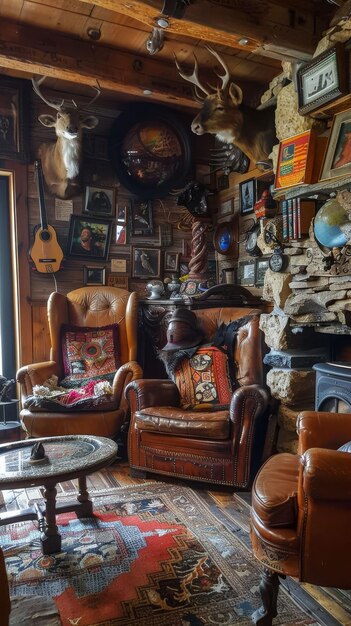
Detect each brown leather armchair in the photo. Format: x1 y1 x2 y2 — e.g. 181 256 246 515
17 287 142 439
250 410 351 626
126 307 270 488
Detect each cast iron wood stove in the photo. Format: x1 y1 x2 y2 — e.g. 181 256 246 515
313 362 351 413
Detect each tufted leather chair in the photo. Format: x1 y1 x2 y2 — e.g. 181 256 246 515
126 307 270 488
250 410 351 626
17 287 142 439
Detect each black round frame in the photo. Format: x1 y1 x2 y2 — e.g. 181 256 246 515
109 103 193 199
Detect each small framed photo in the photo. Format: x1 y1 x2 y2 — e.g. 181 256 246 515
107 275 129 290
238 259 255 286
115 223 127 245
132 247 161 278
67 215 112 261
320 108 351 180
297 44 347 116
182 239 192 259
130 198 153 236
117 204 126 223
83 266 106 286
83 186 116 217
219 198 233 217
255 257 270 287
164 251 179 272
239 179 256 215
0 77 28 162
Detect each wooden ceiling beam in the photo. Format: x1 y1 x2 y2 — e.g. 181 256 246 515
78 0 326 59
0 19 201 109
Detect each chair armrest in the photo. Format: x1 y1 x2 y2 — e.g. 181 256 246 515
230 384 270 487
302 447 351 501
297 411 351 454
16 361 59 398
112 361 143 409
125 379 180 413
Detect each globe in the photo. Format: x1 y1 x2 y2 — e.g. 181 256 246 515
313 197 351 249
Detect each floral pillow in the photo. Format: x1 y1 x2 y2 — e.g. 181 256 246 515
174 345 233 411
60 324 120 385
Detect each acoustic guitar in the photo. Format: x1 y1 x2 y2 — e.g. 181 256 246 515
30 160 64 273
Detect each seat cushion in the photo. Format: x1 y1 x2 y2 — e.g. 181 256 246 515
174 345 233 411
61 323 120 385
252 453 300 528
135 406 230 439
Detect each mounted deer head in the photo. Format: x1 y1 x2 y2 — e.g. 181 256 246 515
32 76 100 199
174 47 276 165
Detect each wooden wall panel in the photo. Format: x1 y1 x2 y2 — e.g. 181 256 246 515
32 304 50 364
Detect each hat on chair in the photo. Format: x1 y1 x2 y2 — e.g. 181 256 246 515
162 308 204 351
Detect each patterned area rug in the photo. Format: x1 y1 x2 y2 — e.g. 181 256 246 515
2 482 319 626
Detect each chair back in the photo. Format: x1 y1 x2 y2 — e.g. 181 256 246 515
48 287 138 373
193 307 264 386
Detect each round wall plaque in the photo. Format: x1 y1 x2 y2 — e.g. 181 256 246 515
213 219 237 256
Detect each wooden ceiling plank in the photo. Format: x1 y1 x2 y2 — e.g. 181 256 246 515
21 1 90 34
77 0 321 57
0 19 200 109
0 0 23 18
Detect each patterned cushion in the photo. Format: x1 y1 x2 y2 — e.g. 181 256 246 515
61 324 120 384
174 345 233 411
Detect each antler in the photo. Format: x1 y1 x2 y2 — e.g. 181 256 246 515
32 76 65 111
205 45 230 92
32 76 101 110
173 52 209 99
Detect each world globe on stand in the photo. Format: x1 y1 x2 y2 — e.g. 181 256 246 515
313 197 351 249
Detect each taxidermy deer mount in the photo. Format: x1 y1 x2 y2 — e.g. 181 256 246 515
32 76 100 199
174 46 277 166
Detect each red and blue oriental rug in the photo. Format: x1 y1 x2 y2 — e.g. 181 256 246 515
2 482 318 626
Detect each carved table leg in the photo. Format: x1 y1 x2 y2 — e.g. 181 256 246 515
252 568 280 626
41 483 61 555
76 476 93 517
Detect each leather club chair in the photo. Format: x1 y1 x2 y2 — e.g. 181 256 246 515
17 287 142 439
126 307 270 488
250 410 351 626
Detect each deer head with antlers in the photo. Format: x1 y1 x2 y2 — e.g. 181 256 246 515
32 76 100 199
174 47 276 166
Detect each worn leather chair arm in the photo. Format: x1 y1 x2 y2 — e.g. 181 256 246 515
125 379 180 413
112 361 143 409
229 384 270 487
16 361 59 398
302 447 351 500
297 411 351 454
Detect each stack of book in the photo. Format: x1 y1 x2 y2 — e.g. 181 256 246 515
281 198 316 241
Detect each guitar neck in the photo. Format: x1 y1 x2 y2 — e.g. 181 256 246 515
34 160 48 230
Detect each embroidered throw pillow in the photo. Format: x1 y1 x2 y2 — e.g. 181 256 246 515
174 345 233 411
61 324 120 384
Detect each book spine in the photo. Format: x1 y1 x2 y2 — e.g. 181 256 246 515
292 198 298 239
297 197 301 239
282 200 288 241
287 199 293 240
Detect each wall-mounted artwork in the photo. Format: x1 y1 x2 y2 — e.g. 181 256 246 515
239 179 255 215
297 44 347 116
164 251 179 272
67 215 112 261
130 198 153 236
84 186 116 217
83 266 106 286
0 77 28 162
132 247 161 278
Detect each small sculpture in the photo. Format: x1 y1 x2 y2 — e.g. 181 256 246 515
29 442 49 464
146 280 165 300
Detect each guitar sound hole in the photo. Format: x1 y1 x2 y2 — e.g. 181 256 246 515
40 231 51 241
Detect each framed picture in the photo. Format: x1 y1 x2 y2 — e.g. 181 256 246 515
83 186 116 217
132 246 161 278
117 204 126 223
239 179 255 215
238 259 255 286
130 198 153 236
274 130 316 190
182 239 192 259
67 215 112 261
83 266 106 286
115 223 127 245
320 108 351 180
219 198 233 217
255 257 270 287
297 44 347 116
164 251 179 272
0 77 28 162
107 275 129 290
